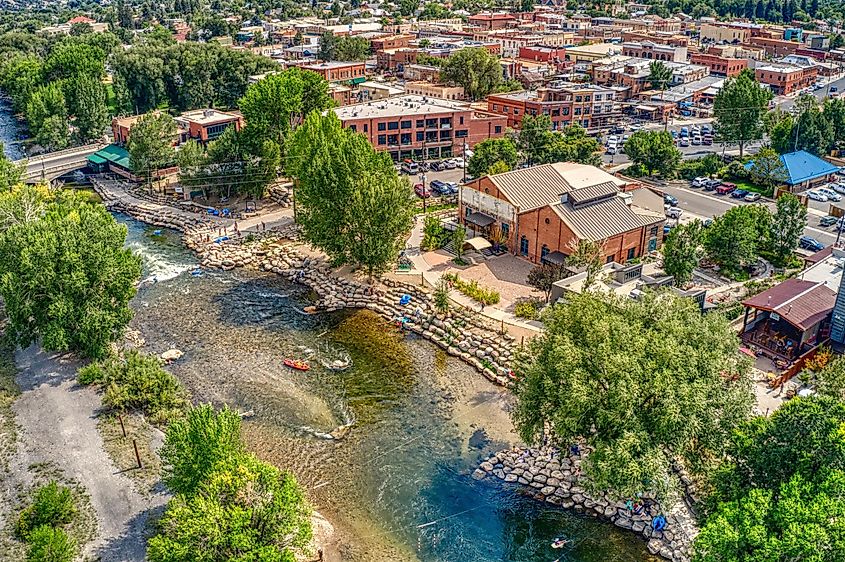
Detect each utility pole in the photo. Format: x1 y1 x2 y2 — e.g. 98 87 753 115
462 140 467 184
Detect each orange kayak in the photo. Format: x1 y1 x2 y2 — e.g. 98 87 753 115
284 358 310 371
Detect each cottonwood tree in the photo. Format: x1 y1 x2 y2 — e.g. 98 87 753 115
623 130 681 177
769 192 807 267
512 292 754 498
468 137 519 177
286 112 415 279
127 112 177 184
442 47 502 101
0 146 23 192
749 147 789 191
662 220 704 286
713 69 772 157
66 74 109 142
704 205 771 277
0 188 141 359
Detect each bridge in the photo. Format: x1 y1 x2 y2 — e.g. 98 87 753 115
14 143 106 183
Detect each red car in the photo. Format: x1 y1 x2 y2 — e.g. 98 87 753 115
414 183 431 198
715 182 737 195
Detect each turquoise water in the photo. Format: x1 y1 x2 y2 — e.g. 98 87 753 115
121 216 657 561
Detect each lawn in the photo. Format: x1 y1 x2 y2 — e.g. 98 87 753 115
733 180 773 198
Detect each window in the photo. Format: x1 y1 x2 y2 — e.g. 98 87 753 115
492 104 500 111
388 121 399 130
401 120 412 129
627 248 636 261
426 118 437 128
378 122 386 131
401 133 411 145
650 226 659 237
574 108 581 115
377 134 386 145
455 129 468 138
459 116 464 125
520 236 529 256
605 255 614 264
513 109 520 115
363 124 368 133
416 119 424 128
505 107 511 113
541 245 550 261
416 131 424 141
494 126 503 134
501 223 509 239
562 108 570 115
575 95 582 102
440 117 452 127
349 124 357 132
440 130 451 140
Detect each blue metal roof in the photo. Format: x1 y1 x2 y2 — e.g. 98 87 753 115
744 150 839 186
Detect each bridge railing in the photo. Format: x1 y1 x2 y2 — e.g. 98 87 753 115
15 142 106 165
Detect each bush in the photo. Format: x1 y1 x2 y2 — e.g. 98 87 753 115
447 275 501 306
25 526 76 562
16 482 76 540
78 350 188 425
514 298 542 320
678 154 723 180
725 159 749 180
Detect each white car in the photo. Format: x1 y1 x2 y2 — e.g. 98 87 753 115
691 176 708 187
833 182 845 195
818 188 842 202
807 189 829 202
605 135 620 146
453 158 466 168
665 206 683 219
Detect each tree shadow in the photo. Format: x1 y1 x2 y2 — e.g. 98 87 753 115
92 503 167 562
14 345 81 391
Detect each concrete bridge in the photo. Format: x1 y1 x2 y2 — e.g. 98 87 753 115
14 143 106 183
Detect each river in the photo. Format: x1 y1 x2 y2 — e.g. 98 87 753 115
121 215 657 562
0 99 25 161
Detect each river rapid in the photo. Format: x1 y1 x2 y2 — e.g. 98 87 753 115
122 216 657 561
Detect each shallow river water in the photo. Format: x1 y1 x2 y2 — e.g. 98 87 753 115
122 216 657 562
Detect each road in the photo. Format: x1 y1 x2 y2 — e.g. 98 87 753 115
661 182 842 248
775 70 845 112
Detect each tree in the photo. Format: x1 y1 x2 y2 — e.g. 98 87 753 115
662 220 703 286
433 278 450 315
467 137 519 177
287 113 415 278
694 396 845 562
794 96 834 155
545 125 603 167
713 69 772 157
527 263 568 301
452 225 467 264
831 33 845 50
518 114 555 165
512 291 754 498
26 83 70 151
565 238 605 289
127 112 176 183
623 130 682 177
66 75 109 142
808 355 845 400
0 55 43 113
334 35 370 61
159 404 244 496
238 68 332 153
824 97 845 151
318 31 337 61
768 113 795 154
769 192 807 267
647 60 673 98
441 47 502 101
0 146 23 192
519 0 534 11
704 204 771 276
749 147 788 193
26 526 77 562
42 41 106 82
203 127 281 199
0 188 142 359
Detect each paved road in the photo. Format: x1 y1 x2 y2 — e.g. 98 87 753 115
775 71 845 112
662 182 842 248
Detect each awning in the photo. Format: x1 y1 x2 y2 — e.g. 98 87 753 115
542 251 567 265
464 237 492 251
465 212 495 227
87 154 107 165
635 105 658 112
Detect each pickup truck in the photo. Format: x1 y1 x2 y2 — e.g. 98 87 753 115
665 206 683 219
715 182 737 195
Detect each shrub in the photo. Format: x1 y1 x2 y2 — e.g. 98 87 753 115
78 350 188 425
447 275 501 306
16 482 75 540
25 526 76 562
514 298 542 320
433 279 450 315
422 215 446 251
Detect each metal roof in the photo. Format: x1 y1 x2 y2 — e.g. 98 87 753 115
742 278 836 331
88 144 131 170
744 150 839 185
550 196 661 241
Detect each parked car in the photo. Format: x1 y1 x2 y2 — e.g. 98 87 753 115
744 192 762 202
830 182 845 194
670 130 678 138
429 180 449 195
401 160 419 175
664 193 678 206
691 137 702 145
731 189 749 199
716 183 737 195
691 176 708 188
799 236 825 252
611 125 625 134
679 138 690 147
605 135 620 146
630 123 644 131
414 183 431 198
704 178 721 191
818 187 842 202
702 136 713 146
443 159 457 169
701 124 712 134
454 158 466 168
679 127 689 137
807 189 829 202
429 161 444 171
832 86 839 93
663 224 673 235
820 215 839 227
665 206 683 219
443 182 459 195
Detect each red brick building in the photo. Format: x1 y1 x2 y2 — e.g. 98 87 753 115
487 83 618 131
370 34 413 52
459 163 664 263
332 95 507 161
175 109 244 143
755 63 819 95
468 12 517 30
302 61 367 84
689 52 748 76
747 36 802 58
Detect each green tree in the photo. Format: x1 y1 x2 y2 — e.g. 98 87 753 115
334 36 370 61
238 68 332 153
0 188 142 359
205 127 281 199
127 112 176 183
565 238 605 289
714 69 772 157
662 220 703 286
518 114 555 165
823 97 845 151
0 146 23 191
647 60 673 98
467 137 519 177
513 291 754 498
769 192 807 267
768 113 795 154
26 83 69 151
704 204 771 276
809 354 845 400
441 47 502 101
26 526 76 562
0 55 43 113
544 125 603 167
520 0 534 11
527 263 567 302
452 224 466 263
159 404 244 496
623 130 682 177
749 147 789 192
148 452 312 562
66 75 109 142
694 396 845 562
287 113 415 278
42 41 106 82
318 31 337 61
795 96 834 155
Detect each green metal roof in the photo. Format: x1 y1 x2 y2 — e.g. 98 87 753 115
89 144 131 170
87 154 107 165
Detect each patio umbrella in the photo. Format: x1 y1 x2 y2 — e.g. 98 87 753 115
739 347 756 358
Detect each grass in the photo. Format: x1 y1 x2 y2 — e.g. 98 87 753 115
442 273 501 306
97 413 163 494
732 180 773 198
0 322 20 473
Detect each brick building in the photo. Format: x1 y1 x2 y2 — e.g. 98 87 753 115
620 30 688 47
621 41 687 63
175 109 244 143
459 163 664 263
486 83 618 131
332 95 507 161
302 61 367 84
755 62 818 95
700 23 752 44
370 34 413 52
468 12 517 30
747 36 802 58
689 52 748 76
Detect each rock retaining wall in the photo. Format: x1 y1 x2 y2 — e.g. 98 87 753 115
473 447 698 562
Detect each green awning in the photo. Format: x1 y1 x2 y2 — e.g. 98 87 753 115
350 76 367 85
91 144 131 170
87 154 107 165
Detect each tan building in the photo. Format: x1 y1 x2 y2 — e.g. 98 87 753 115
621 41 688 63
700 23 751 44
404 82 465 100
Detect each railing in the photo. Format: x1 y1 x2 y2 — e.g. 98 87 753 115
15 142 104 165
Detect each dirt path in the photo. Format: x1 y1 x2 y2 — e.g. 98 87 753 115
0 345 167 561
